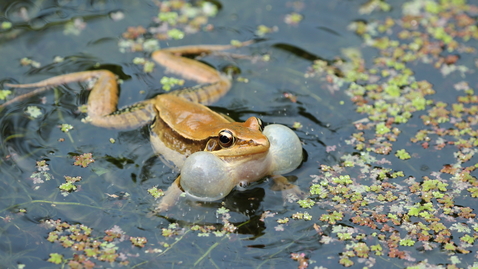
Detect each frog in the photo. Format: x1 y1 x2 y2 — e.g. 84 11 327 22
3 41 303 212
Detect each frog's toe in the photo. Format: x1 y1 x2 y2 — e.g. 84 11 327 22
270 175 305 203
281 185 306 203
155 201 170 212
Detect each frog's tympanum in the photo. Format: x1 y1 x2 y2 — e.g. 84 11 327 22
3 42 303 212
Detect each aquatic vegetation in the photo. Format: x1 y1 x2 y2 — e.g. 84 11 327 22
25 105 42 119
0 90 11 100
73 153 95 168
118 0 219 53
30 160 53 186
160 76 185 91
59 176 82 195
284 12 303 25
60 123 74 133
301 0 478 267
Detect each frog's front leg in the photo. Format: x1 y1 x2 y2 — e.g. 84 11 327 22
270 175 305 203
5 70 157 129
155 176 183 212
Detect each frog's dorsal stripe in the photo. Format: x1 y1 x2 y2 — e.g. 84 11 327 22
168 77 231 105
87 100 156 129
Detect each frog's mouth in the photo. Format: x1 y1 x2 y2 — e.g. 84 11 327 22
212 142 269 158
202 133 270 158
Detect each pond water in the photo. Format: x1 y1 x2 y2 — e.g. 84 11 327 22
1 0 477 268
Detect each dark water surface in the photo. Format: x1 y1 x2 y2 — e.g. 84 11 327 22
1 0 477 268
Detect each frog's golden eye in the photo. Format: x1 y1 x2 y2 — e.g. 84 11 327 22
256 117 265 132
218 130 235 148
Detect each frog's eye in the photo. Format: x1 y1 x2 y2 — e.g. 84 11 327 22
256 117 265 132
218 130 235 148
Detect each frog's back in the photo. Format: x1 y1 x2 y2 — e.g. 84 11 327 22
154 94 230 140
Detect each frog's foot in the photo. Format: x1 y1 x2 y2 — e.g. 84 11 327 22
154 177 183 213
270 175 305 204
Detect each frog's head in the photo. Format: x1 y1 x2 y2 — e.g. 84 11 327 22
203 117 269 158
180 123 302 201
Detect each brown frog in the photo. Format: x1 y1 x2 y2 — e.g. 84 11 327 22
3 42 303 211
